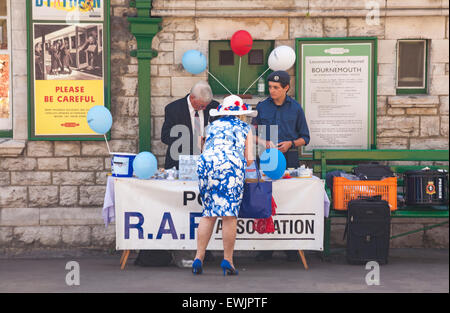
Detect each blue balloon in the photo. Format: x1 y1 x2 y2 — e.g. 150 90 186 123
133 151 157 179
182 50 207 74
259 149 287 180
87 105 113 134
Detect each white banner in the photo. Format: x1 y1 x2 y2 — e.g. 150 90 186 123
33 0 104 21
115 178 325 251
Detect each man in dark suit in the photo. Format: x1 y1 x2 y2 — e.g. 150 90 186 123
161 81 219 169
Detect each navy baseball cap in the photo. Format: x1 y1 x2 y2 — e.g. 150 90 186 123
267 70 290 86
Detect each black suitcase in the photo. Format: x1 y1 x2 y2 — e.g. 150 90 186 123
345 198 391 265
352 163 395 180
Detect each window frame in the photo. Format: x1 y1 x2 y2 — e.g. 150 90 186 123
0 0 12 137
396 39 429 95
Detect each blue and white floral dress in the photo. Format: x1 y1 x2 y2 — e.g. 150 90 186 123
197 116 251 217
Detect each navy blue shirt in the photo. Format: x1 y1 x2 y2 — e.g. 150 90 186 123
254 95 310 145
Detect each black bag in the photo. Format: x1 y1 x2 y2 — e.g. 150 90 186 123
134 250 173 267
325 170 360 190
352 163 394 180
345 198 391 265
325 170 346 190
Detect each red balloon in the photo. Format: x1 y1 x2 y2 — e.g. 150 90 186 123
230 30 253 56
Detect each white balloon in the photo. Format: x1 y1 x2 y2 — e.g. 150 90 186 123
268 45 296 71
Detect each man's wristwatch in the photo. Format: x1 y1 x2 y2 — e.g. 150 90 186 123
291 140 296 148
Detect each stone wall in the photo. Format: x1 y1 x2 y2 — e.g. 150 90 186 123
0 0 448 254
0 0 140 254
149 7 449 155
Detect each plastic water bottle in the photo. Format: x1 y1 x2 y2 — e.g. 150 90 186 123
257 77 265 96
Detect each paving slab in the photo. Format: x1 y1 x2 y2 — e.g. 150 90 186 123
0 249 448 293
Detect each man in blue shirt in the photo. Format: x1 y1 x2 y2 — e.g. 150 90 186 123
253 70 311 262
254 70 310 168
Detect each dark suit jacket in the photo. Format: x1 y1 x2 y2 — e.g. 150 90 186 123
161 95 219 169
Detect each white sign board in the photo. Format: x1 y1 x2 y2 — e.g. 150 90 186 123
298 41 375 156
114 178 325 251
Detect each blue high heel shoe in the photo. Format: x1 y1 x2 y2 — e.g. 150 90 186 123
192 259 203 275
220 259 238 276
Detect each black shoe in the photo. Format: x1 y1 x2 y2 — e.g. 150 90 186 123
285 250 300 262
256 251 273 262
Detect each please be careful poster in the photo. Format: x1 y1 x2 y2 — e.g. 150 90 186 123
29 0 109 139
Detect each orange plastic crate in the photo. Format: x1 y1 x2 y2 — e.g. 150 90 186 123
333 177 398 211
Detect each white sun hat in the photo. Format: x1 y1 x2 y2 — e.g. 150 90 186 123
209 95 258 117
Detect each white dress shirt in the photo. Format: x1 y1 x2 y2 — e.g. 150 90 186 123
187 94 205 136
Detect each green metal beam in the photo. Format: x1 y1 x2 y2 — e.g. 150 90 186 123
390 221 449 239
314 165 449 176
313 149 449 161
128 0 162 152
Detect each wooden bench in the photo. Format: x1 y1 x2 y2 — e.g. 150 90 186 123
312 149 449 257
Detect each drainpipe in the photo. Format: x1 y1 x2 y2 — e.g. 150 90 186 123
128 0 162 152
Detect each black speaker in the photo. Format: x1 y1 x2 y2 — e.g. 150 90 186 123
404 170 448 206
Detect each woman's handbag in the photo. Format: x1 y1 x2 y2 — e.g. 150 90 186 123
239 163 273 219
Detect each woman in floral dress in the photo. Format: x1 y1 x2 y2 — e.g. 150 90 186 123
193 95 257 276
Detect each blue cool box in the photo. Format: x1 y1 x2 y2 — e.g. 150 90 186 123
111 153 136 177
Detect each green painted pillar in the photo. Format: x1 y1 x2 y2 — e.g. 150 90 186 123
128 0 162 152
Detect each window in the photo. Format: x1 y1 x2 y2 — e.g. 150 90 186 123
219 50 234 66
248 50 264 65
0 0 11 136
209 40 274 95
396 39 428 94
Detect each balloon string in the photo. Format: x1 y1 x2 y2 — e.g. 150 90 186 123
243 67 270 95
207 70 233 95
237 56 241 95
104 134 112 155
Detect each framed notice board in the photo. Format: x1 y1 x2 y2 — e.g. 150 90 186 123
296 37 377 157
27 0 110 140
